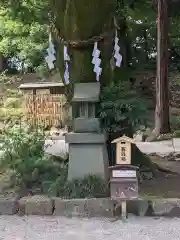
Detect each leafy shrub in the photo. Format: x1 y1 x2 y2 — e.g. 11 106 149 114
171 116 180 131
173 130 180 137
0 71 21 84
6 89 22 98
171 116 180 137
0 127 60 190
0 71 10 84
47 174 109 199
99 81 148 133
3 97 22 108
0 127 108 198
35 63 51 79
0 95 23 122
0 107 23 122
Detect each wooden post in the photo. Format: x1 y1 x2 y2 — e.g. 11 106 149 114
121 201 127 219
155 0 170 135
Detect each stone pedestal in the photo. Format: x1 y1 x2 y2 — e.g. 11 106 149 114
66 133 109 181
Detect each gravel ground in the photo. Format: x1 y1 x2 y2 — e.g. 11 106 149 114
0 216 180 240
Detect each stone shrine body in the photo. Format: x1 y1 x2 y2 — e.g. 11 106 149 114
65 82 109 181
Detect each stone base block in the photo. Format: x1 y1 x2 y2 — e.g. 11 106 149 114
127 200 150 216
74 118 100 133
0 195 18 215
68 142 109 180
66 133 107 144
85 198 116 217
53 198 116 218
18 195 53 215
53 198 87 217
152 199 180 217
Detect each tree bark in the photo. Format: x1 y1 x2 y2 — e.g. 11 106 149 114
50 0 116 91
154 0 170 135
143 25 149 62
0 54 7 72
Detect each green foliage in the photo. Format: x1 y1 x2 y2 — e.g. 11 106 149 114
6 89 22 98
115 0 180 72
0 0 49 71
0 128 45 166
99 81 148 133
0 107 23 122
0 71 22 84
0 128 59 189
3 97 21 108
173 130 180 137
47 174 109 199
171 116 180 137
35 62 51 78
0 71 10 84
0 127 108 198
0 0 50 24
171 116 180 131
0 0 179 73
0 89 23 122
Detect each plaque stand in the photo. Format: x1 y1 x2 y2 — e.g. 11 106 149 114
112 201 128 221
121 201 127 219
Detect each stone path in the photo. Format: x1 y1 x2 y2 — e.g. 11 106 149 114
45 136 180 158
44 137 180 174
1 216 180 239
136 139 179 156
44 136 68 159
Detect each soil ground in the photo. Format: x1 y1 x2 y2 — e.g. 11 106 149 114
136 139 180 198
140 171 180 198
1 170 180 199
1 138 180 199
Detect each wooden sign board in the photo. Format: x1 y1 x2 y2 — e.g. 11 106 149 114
112 170 136 178
110 180 138 200
112 135 134 165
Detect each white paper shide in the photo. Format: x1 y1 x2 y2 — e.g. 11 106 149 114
45 30 122 84
92 42 102 82
63 46 70 85
45 33 56 70
114 31 122 67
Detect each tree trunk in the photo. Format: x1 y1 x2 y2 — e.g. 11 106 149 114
0 54 7 72
50 0 116 91
50 0 164 172
116 0 131 69
154 0 170 135
143 25 149 62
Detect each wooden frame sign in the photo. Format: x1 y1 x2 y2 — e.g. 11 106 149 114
112 170 136 178
112 135 134 165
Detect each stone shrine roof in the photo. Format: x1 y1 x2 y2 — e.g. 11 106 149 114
72 82 100 102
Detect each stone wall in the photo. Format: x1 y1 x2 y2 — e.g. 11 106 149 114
1 194 180 218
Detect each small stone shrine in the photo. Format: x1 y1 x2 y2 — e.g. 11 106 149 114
65 82 109 181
